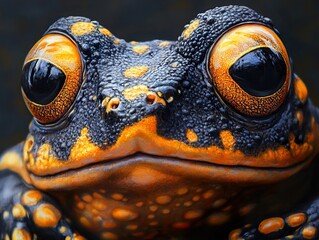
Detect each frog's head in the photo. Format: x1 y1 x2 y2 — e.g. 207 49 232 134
20 5 318 230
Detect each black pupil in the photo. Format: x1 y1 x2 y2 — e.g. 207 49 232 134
229 47 287 97
21 60 66 105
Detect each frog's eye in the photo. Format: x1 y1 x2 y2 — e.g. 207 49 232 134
208 24 291 117
21 34 82 124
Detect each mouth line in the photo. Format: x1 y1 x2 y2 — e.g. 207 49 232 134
30 152 310 179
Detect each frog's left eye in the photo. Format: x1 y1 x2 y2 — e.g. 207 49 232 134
208 24 291 117
21 34 82 124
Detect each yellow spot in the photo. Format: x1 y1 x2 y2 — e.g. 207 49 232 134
101 232 118 240
183 19 200 38
3 211 9 218
33 203 61 228
111 193 124 201
12 228 31 240
171 62 178 67
186 129 198 143
111 208 138 221
130 41 139 45
12 204 26 218
99 28 112 37
59 226 67 234
123 65 149 79
71 22 95 36
155 195 172 205
113 39 120 45
167 96 174 103
294 76 308 103
21 190 42 206
132 45 150 55
122 85 149 100
220 130 236 150
184 209 203 220
159 41 171 48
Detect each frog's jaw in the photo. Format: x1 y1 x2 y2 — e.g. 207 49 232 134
45 154 312 240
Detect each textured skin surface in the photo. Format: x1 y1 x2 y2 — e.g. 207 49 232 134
1 5 319 240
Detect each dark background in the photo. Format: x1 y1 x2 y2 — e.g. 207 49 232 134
0 0 318 153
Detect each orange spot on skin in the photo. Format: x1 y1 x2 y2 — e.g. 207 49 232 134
162 209 171 214
123 65 149 78
82 194 93 203
186 129 198 143
286 213 306 227
229 229 243 240
202 190 215 199
33 203 61 228
184 209 203 220
111 193 124 201
111 208 138 221
220 130 236 150
12 228 31 240
155 195 172 205
302 226 317 239
295 111 304 126
177 187 189 195
135 202 144 207
258 217 284 235
207 212 230 225
239 204 256 216
113 39 120 45
102 222 117 229
172 222 191 230
99 28 112 37
294 76 308 103
71 22 95 36
12 204 26 218
21 190 42 206
183 19 200 38
149 205 158 212
126 224 138 230
101 232 118 240
132 45 150 54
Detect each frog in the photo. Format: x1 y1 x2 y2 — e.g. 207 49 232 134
1 4 319 240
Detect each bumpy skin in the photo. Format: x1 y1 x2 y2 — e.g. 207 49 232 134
1 5 319 240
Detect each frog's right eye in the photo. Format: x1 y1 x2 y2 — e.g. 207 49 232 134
21 34 82 124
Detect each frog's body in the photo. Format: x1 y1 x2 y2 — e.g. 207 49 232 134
0 5 319 240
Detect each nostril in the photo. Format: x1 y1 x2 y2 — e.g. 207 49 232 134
109 98 120 109
146 93 156 105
